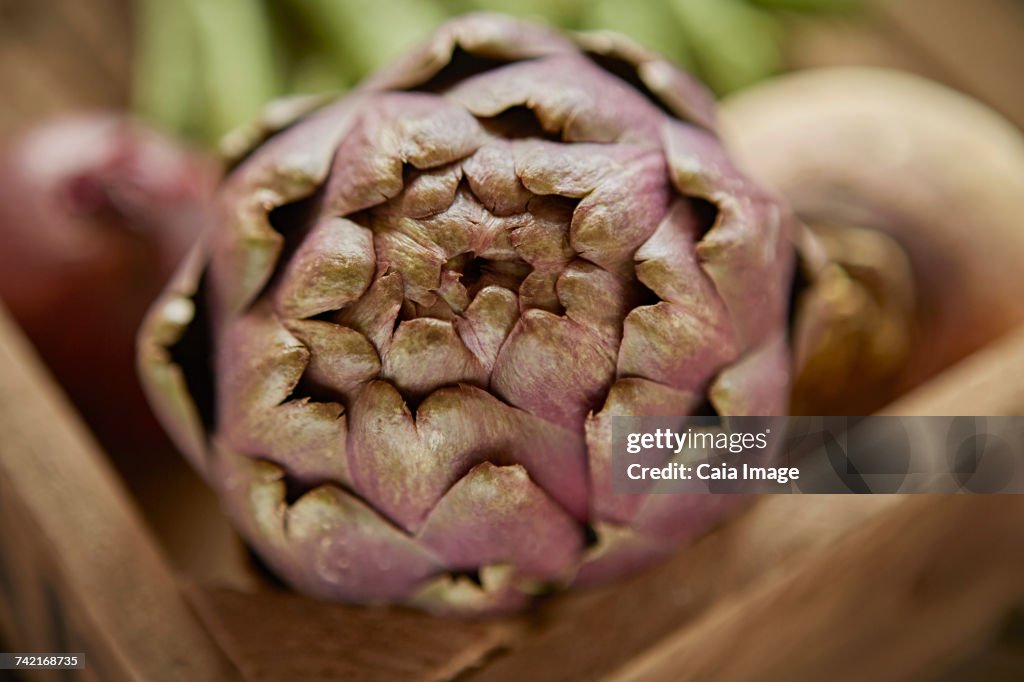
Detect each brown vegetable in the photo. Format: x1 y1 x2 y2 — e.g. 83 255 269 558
720 67 1024 414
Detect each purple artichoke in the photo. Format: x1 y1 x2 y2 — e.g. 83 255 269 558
138 14 794 614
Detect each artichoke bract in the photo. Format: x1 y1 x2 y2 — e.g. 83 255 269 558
139 14 794 614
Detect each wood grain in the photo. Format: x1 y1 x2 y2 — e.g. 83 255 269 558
0 305 237 681
880 326 1024 417
186 586 520 682
607 495 1024 682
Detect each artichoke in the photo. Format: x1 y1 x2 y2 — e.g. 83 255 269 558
139 14 794 614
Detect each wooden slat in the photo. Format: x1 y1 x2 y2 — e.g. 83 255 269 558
186 586 520 682
0 305 237 681
880 326 1024 416
936 622 1024 682
607 495 1024 682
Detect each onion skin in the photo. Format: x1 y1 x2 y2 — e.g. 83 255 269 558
0 114 217 456
720 67 1024 414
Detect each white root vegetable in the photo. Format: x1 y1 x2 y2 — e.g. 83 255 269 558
721 67 1024 413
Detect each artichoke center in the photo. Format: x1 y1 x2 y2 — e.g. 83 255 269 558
438 251 531 315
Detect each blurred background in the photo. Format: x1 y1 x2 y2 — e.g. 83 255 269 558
2 0 1023 146
1 1 1024 680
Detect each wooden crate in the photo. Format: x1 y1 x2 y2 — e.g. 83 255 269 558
1 301 1024 681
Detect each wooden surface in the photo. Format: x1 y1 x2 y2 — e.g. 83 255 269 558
881 326 1024 417
186 586 519 682
0 305 237 681
937 612 1024 682
609 495 1024 682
